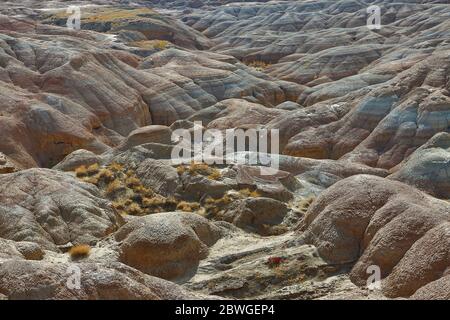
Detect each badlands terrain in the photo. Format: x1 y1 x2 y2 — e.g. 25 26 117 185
0 0 449 300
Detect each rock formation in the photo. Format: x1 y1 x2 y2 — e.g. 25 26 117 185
0 0 449 301
300 175 450 299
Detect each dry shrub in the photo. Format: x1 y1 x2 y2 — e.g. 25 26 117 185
202 194 233 218
128 203 144 216
109 162 124 172
82 176 99 185
112 198 127 211
86 163 100 176
153 40 169 50
130 39 170 50
106 180 123 197
189 162 211 176
177 201 201 212
246 60 271 71
296 196 316 213
239 188 261 198
69 244 91 260
98 168 115 183
207 169 222 180
140 195 177 214
76 161 200 216
75 165 88 178
205 194 232 207
177 165 186 175
126 176 141 189
134 185 155 197
178 162 222 180
80 8 155 23
142 195 167 207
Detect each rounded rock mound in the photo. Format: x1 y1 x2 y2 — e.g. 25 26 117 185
0 260 204 300
0 169 123 251
116 212 222 281
300 174 450 298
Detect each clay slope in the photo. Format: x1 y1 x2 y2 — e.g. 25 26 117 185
300 174 450 298
181 0 450 171
0 14 301 169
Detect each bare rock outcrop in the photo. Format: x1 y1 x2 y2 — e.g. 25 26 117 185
390 132 450 198
117 125 173 151
0 15 302 168
0 169 123 251
0 260 205 300
300 174 450 298
116 212 222 281
0 238 26 261
410 275 450 300
135 159 180 197
52 149 102 172
2 0 450 301
0 152 18 173
221 197 288 235
41 7 213 50
283 52 450 170
205 99 285 130
382 222 450 298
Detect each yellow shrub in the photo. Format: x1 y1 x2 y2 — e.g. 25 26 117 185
205 194 232 206
178 162 222 180
166 196 178 206
112 198 128 211
75 159 192 216
82 176 99 185
134 185 154 197
176 201 201 212
98 168 115 183
153 40 169 50
69 244 91 260
109 162 124 172
75 165 88 178
202 193 234 218
106 180 123 196
128 203 144 216
207 169 222 180
239 188 261 198
86 163 100 176
126 176 141 188
83 8 155 23
246 60 271 71
177 165 186 175
296 196 316 212
189 162 210 175
142 195 167 207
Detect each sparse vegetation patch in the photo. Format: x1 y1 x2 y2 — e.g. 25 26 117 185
69 244 91 260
